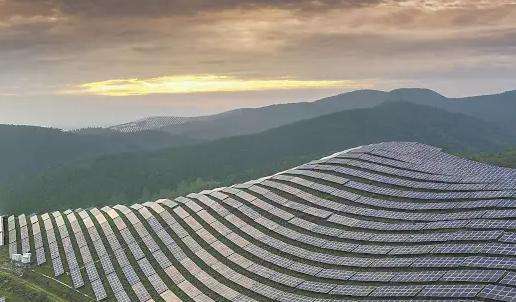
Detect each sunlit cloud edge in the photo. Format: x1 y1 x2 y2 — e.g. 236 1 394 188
61 75 372 96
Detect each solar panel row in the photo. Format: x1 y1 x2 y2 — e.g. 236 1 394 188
3 142 515 301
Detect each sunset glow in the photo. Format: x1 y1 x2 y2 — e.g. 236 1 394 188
68 75 369 96
1 0 515 128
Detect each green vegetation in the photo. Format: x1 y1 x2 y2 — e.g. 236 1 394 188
0 248 89 301
469 148 516 168
0 89 514 301
0 270 53 302
0 125 199 182
1 102 514 214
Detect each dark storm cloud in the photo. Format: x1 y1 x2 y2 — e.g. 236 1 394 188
0 0 385 19
55 0 384 17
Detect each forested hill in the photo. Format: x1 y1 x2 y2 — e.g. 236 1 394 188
108 88 516 140
0 125 199 181
1 101 514 214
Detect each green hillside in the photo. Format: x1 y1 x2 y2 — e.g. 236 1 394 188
1 102 513 214
0 125 199 182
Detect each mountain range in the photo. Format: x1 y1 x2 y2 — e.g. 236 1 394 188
0 88 515 214
1 101 514 214
106 88 516 139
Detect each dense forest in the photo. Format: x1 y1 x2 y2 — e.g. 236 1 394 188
1 101 514 214
0 125 199 181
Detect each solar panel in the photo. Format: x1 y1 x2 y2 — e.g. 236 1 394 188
8 142 516 301
147 273 168 294
295 281 335 293
91 279 108 301
35 247 46 265
412 257 465 268
51 257 64 277
500 271 516 286
131 282 152 302
478 284 516 301
462 256 516 269
390 271 444 282
70 268 84 289
85 263 99 281
349 271 394 282
330 285 375 296
418 284 483 298
440 269 504 283
370 285 423 297
177 280 202 300
106 272 130 302
137 258 155 277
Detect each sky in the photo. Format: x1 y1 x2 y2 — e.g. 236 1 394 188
1 0 515 129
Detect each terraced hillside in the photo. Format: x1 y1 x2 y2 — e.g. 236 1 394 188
1 142 516 301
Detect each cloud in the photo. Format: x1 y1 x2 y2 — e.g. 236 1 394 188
2 0 514 21
58 0 389 18
64 74 370 96
0 0 383 20
0 0 515 100
385 0 516 10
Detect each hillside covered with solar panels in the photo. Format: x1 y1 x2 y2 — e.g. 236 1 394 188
1 142 516 301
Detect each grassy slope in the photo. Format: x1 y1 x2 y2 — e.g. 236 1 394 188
1 101 513 214
0 247 91 302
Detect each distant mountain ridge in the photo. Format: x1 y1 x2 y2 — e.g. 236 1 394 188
2 101 514 214
105 88 516 139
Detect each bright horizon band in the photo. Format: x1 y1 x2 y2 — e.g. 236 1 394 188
65 75 370 96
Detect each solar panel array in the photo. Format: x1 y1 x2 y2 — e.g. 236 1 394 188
8 215 17 257
0 216 4 247
3 142 516 301
109 115 214 133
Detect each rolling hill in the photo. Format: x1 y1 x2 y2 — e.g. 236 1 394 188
0 125 200 182
385 88 516 130
1 101 514 214
107 88 516 140
1 142 515 301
